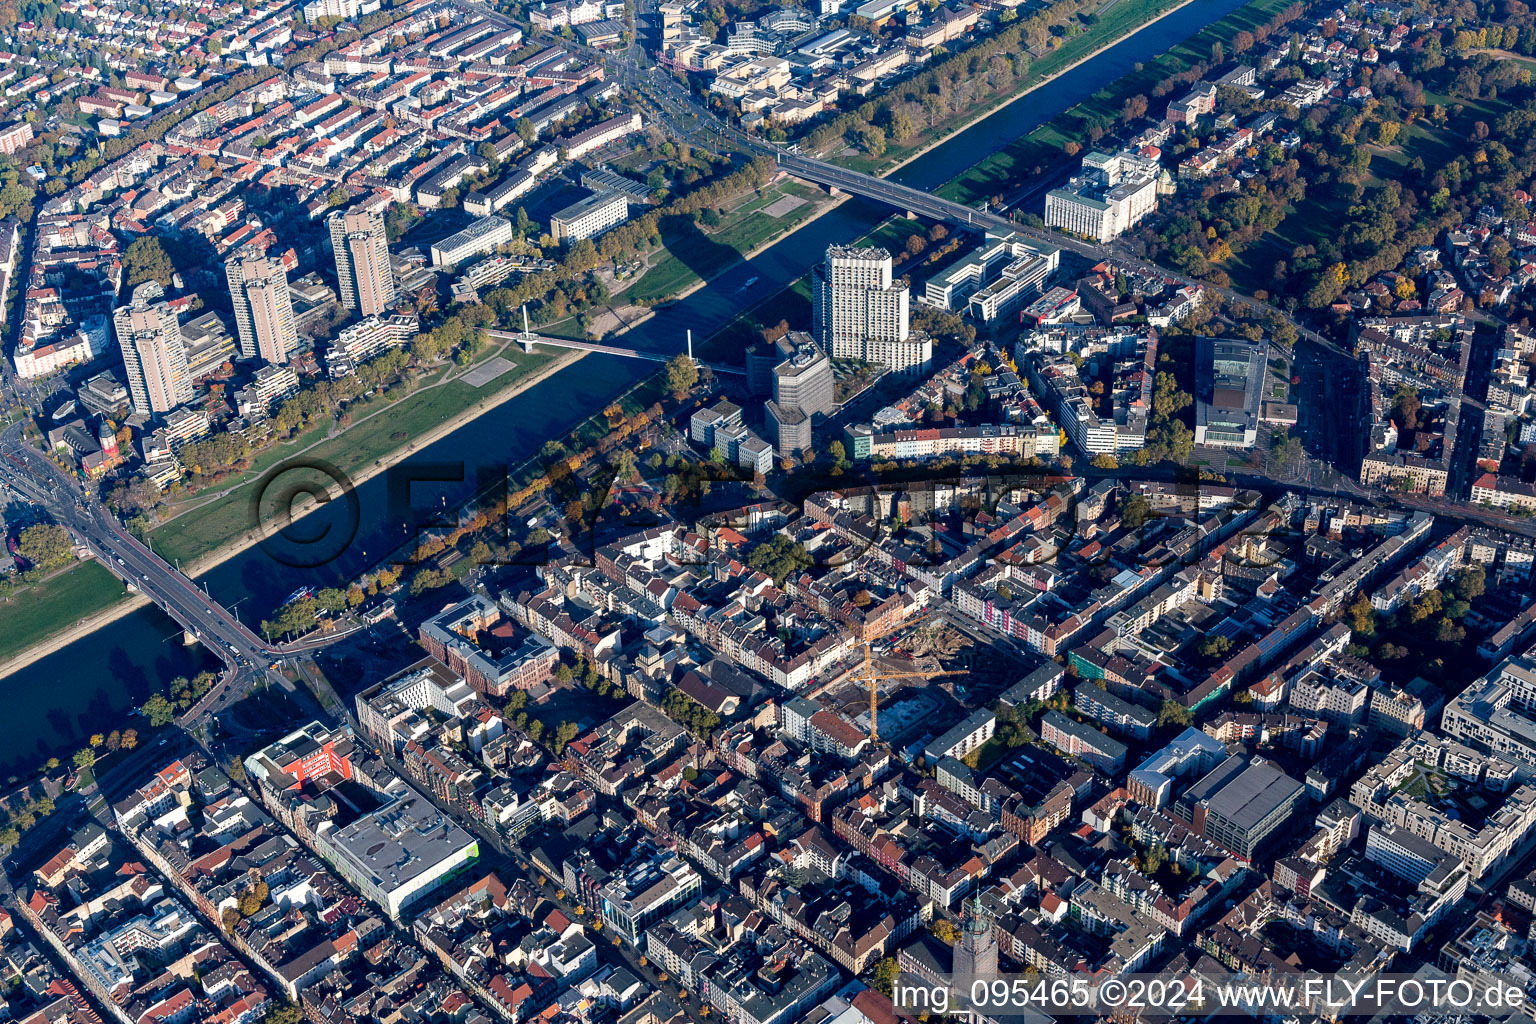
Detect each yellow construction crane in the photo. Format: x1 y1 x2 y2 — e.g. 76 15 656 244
847 612 962 745
855 644 963 744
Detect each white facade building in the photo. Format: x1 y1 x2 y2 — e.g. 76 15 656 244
812 245 929 373
1044 150 1164 243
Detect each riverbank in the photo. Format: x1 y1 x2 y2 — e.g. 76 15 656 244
859 0 1201 179
0 347 586 680
173 346 587 577
0 559 149 680
936 0 1293 205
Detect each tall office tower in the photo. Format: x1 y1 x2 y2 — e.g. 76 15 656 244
811 244 929 373
329 208 396 316
115 299 192 417
765 330 834 456
226 252 297 364
951 895 998 983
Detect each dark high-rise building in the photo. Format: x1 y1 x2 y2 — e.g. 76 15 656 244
764 330 833 457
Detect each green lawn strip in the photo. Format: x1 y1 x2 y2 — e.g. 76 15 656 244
619 182 825 305
150 350 564 566
0 560 129 664
934 0 1292 207
165 422 331 508
162 357 472 507
837 0 1190 175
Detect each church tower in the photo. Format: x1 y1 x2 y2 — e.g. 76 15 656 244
952 895 998 981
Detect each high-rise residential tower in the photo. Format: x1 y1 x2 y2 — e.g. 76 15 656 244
329 208 396 316
811 245 929 373
226 251 297 364
115 298 193 417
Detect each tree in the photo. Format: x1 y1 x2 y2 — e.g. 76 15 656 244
1390 383 1421 431
18 524 73 571
665 353 698 396
1347 593 1376 637
1091 453 1119 469
1197 634 1232 660
746 534 811 585
930 918 960 945
1119 494 1152 531
1158 700 1192 727
1271 432 1304 466
141 694 177 727
73 748 96 771
262 1005 303 1024
872 958 901 997
1452 565 1485 601
122 236 176 288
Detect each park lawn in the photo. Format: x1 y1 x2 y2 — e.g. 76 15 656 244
157 353 493 510
839 0 1192 175
150 348 565 566
935 0 1294 206
1222 189 1357 294
0 560 128 665
1223 89 1512 293
619 182 825 305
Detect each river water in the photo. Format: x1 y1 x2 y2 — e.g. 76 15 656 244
0 0 1252 771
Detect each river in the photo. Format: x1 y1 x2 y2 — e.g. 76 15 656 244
0 0 1253 772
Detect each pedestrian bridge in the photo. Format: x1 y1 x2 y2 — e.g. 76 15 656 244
482 328 745 375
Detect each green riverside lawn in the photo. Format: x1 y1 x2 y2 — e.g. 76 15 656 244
0 560 129 666
619 180 825 305
149 347 565 568
934 0 1294 207
836 0 1194 176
